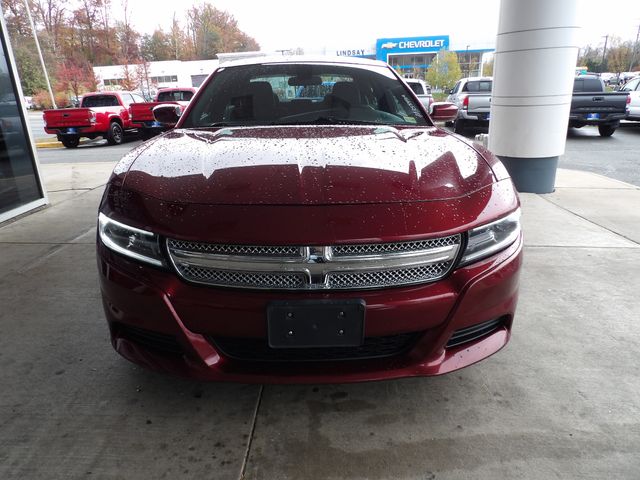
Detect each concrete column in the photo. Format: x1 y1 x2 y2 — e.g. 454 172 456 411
488 0 579 193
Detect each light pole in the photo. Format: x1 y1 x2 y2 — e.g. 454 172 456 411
465 45 470 77
23 0 56 108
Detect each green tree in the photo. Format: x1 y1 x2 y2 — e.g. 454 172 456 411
141 30 173 61
13 42 47 95
607 41 633 73
426 50 462 91
482 58 494 76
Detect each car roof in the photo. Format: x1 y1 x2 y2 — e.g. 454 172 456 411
218 55 389 69
463 77 493 81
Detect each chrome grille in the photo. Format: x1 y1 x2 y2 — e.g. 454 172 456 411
167 234 461 290
178 265 306 289
332 235 459 257
167 240 302 258
327 262 453 289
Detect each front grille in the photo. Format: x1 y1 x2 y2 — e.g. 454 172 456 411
167 234 461 290
167 240 303 258
446 317 504 348
327 262 453 289
179 265 306 289
209 332 422 362
332 235 459 257
114 323 184 355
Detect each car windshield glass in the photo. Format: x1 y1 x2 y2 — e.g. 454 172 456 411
81 95 119 107
181 63 430 128
157 90 194 102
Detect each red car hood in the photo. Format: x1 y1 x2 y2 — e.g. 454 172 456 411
122 126 496 205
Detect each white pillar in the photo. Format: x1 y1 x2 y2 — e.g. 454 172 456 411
488 0 579 193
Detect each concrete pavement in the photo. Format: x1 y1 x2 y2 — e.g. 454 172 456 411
1 162 639 479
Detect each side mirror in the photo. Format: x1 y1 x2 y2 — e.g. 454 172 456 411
153 104 182 127
449 89 454 95
430 102 459 122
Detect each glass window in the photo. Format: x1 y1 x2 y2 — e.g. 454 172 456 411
157 90 194 102
407 81 425 95
81 95 120 107
463 80 492 92
131 94 145 103
622 78 640 91
182 63 430 128
0 30 43 216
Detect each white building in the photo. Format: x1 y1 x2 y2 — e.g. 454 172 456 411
93 59 220 94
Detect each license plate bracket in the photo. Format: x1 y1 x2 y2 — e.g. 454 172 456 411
267 299 365 348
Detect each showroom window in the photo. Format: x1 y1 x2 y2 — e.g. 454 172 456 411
0 15 46 222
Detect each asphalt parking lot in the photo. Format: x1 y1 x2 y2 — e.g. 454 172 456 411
1 128 639 479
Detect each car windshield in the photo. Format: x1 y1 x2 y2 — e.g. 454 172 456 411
157 90 194 102
181 62 430 128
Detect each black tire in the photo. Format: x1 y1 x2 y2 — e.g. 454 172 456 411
453 119 467 135
61 136 80 148
106 121 124 145
598 125 616 137
444 121 454 127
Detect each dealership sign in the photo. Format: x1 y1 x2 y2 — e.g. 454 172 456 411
376 36 449 60
335 47 375 57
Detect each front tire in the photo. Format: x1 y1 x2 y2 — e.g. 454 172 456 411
106 122 124 145
61 136 80 148
598 125 616 137
453 119 467 135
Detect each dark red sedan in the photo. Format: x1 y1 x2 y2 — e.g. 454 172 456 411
97 57 522 383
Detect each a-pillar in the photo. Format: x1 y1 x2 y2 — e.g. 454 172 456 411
488 0 579 193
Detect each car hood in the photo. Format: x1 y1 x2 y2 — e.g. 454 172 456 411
122 126 496 205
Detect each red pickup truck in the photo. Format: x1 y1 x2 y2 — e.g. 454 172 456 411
130 88 196 140
43 91 144 148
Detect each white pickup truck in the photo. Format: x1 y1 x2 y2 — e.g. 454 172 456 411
446 77 492 135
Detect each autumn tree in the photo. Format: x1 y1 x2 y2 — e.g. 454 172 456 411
186 4 259 60
426 50 462 91
56 60 94 99
141 30 173 61
31 0 68 54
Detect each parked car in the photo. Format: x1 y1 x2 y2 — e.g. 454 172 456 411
97 56 522 383
446 77 492 134
620 77 640 121
43 91 143 148
130 87 197 140
569 75 629 136
403 78 458 123
404 78 433 109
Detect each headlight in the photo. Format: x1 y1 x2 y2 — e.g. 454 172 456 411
98 212 165 267
459 209 521 266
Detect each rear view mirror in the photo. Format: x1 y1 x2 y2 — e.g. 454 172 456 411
430 102 458 122
153 104 182 127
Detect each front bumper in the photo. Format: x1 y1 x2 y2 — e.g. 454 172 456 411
97 231 523 383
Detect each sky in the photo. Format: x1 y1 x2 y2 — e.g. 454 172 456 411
126 0 640 53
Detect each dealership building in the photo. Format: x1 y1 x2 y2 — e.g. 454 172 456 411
92 35 494 92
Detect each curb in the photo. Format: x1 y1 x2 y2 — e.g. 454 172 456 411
35 138 94 149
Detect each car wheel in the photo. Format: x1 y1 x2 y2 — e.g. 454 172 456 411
61 136 80 148
453 119 467 135
106 122 124 145
598 125 616 137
